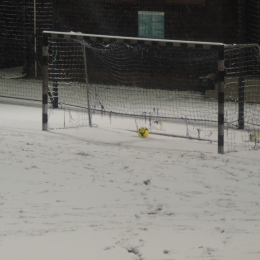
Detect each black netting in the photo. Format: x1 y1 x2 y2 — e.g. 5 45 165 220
46 37 219 141
1 0 260 152
246 0 260 44
1 0 259 80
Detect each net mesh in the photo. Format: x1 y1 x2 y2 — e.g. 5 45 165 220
0 0 52 100
47 36 219 142
224 44 260 151
246 0 260 44
47 36 260 151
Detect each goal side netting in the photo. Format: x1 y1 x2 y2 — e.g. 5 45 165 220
221 44 260 151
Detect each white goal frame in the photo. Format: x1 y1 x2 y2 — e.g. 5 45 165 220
42 31 225 154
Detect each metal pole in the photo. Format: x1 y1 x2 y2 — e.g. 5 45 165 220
34 0 37 77
42 35 49 131
52 0 57 30
238 67 245 129
238 0 245 129
218 46 225 154
257 1 260 44
52 0 59 108
22 0 26 74
83 46 92 127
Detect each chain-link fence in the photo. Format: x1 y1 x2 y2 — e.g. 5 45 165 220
1 0 259 80
0 0 260 152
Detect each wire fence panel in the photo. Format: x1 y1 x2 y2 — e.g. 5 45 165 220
0 0 260 152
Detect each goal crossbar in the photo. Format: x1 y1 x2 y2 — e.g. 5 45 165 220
43 30 224 48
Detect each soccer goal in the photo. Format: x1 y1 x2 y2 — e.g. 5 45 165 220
42 31 228 154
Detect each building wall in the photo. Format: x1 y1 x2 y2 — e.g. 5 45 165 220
56 0 238 43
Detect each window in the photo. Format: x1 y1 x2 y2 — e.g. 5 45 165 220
138 11 164 39
165 0 205 5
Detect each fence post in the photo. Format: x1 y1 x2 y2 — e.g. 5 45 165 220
51 0 59 108
34 0 37 78
42 35 49 131
83 46 92 127
218 46 225 154
238 0 246 129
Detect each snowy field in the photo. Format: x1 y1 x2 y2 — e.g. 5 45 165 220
1 97 260 260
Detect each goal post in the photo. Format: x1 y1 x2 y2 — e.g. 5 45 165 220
42 35 48 131
82 45 93 128
42 31 225 152
218 45 225 154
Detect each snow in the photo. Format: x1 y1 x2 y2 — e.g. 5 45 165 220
0 97 260 260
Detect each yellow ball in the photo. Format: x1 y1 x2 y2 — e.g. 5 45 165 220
138 127 149 138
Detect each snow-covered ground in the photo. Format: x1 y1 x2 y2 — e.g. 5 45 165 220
1 97 260 260
1 66 260 152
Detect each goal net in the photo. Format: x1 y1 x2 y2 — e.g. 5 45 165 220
42 31 260 153
221 44 260 151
